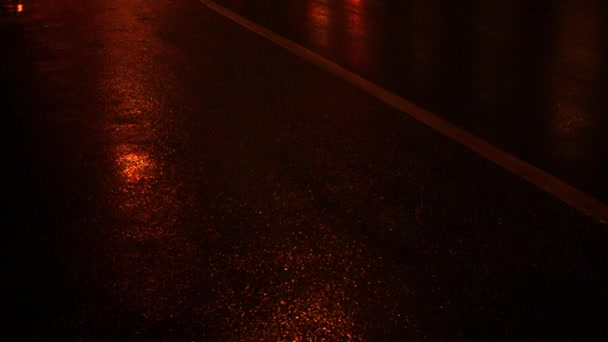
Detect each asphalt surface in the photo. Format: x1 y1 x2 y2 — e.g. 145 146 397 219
213 0 608 204
2 0 607 340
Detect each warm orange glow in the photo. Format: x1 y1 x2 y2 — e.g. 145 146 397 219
117 151 155 183
307 0 332 50
17 4 23 13
345 0 368 69
92 1 201 327
269 290 356 341
550 0 599 158
232 284 360 341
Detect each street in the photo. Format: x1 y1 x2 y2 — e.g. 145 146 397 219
3 0 607 340
212 0 608 204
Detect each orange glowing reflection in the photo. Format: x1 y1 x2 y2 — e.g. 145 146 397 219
94 1 200 327
222 239 366 341
117 151 155 183
17 4 23 13
307 0 332 51
550 0 599 158
345 0 368 69
268 288 357 341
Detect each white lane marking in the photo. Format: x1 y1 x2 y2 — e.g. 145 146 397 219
198 0 608 224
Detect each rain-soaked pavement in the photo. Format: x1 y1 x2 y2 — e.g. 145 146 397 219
213 0 608 204
2 0 607 340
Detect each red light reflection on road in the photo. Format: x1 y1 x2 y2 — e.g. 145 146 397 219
344 0 369 69
117 151 155 183
550 0 599 159
305 0 371 71
307 0 332 52
218 230 367 341
266 286 357 341
95 1 197 324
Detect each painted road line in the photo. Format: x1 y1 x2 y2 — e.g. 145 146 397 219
198 0 608 224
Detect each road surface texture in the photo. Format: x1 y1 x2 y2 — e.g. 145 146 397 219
2 0 607 340
213 0 608 204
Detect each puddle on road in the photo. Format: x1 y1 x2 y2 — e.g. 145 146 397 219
0 0 23 17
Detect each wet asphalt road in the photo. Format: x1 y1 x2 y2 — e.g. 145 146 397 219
2 0 608 340
213 0 608 204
